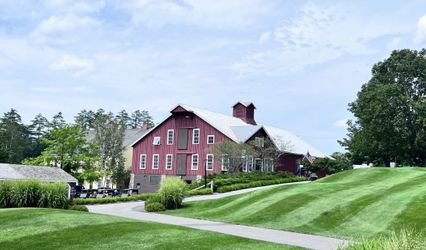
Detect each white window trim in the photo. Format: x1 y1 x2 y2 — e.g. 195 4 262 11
191 154 199 170
221 154 229 171
207 135 215 144
152 154 159 169
167 129 174 145
165 154 173 170
153 136 161 145
139 154 147 169
255 137 264 147
206 154 214 171
192 128 200 144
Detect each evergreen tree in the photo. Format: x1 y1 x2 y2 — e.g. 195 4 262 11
0 109 31 163
130 110 154 129
50 112 66 129
116 110 131 128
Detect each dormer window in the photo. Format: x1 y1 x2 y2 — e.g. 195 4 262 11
153 136 161 145
255 137 264 147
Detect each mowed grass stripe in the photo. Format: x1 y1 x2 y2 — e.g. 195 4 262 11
176 168 395 221
0 209 300 250
293 173 426 236
258 169 423 229
334 173 426 237
164 168 426 242
215 168 416 225
387 190 426 235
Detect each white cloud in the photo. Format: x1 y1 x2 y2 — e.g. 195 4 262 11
116 0 271 29
50 54 94 76
334 118 349 127
415 14 426 44
259 31 271 43
232 2 403 76
31 15 99 44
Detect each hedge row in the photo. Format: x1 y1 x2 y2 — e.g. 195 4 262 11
187 188 213 196
189 172 297 191
72 193 156 205
0 180 69 209
216 176 305 193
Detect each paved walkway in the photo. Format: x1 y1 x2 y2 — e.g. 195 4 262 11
88 201 348 250
88 182 348 250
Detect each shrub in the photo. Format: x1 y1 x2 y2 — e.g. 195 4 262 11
68 205 89 212
0 180 68 209
216 176 304 193
340 229 424 250
158 177 187 209
145 202 166 212
187 188 213 196
72 193 155 205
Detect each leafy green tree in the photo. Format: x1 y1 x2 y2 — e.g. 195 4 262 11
211 141 256 173
130 110 154 129
340 49 426 166
0 109 31 163
93 116 127 188
23 125 98 175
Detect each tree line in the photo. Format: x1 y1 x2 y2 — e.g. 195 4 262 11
0 108 155 188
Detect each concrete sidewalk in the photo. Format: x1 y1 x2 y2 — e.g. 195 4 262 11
88 201 348 250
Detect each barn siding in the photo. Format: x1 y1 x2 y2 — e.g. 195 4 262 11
276 153 303 173
132 113 230 176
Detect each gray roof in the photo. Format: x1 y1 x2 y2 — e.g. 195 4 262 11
0 163 77 183
86 128 147 148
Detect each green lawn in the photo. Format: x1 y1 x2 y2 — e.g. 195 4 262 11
165 168 426 240
0 208 302 250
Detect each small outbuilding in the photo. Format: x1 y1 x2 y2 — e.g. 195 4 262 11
0 163 78 198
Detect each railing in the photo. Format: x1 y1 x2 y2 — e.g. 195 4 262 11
191 181 214 192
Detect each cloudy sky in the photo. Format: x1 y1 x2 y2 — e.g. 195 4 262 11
1 0 426 154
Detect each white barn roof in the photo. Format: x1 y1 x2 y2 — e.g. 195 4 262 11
131 104 328 158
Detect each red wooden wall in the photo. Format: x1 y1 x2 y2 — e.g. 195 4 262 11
132 112 230 176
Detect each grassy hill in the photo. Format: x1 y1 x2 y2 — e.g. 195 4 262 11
0 208 301 250
165 168 426 240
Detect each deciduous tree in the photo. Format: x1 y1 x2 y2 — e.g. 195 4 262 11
340 49 426 166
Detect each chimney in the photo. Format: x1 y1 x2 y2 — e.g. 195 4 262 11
142 121 149 130
232 102 256 125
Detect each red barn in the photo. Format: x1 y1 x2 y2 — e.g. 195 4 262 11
131 102 327 193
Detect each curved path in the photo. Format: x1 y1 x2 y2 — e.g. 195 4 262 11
88 182 348 250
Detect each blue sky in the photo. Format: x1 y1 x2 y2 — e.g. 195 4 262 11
1 0 426 154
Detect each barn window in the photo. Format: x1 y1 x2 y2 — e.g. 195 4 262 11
207 135 215 144
191 154 199 170
152 154 159 169
255 137 264 147
167 129 174 145
153 136 161 145
206 154 214 171
221 154 229 171
149 175 161 185
139 154 147 169
192 128 200 144
165 154 173 170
